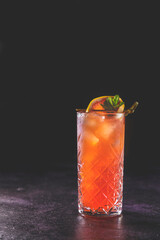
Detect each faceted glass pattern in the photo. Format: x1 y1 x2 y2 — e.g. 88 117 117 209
77 111 125 216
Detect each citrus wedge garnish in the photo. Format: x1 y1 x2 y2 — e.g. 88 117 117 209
86 95 125 113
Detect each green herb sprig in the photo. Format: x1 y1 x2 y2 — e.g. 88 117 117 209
101 95 124 111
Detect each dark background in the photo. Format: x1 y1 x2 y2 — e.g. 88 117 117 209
0 2 159 175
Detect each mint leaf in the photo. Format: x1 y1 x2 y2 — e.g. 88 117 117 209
113 95 119 105
101 95 124 111
117 101 124 108
101 99 114 111
108 97 113 106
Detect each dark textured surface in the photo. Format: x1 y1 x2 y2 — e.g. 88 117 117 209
0 169 160 240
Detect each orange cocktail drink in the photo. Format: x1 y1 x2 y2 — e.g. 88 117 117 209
77 110 125 216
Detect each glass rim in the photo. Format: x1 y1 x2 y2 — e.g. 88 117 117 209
76 109 125 115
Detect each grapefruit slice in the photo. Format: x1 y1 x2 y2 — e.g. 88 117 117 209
86 95 125 113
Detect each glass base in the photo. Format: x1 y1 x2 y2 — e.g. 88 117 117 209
78 207 122 217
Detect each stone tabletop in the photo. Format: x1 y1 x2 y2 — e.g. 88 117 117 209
0 169 159 240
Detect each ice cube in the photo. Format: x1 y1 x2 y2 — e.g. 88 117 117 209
83 130 99 146
115 114 123 120
85 113 98 128
96 121 115 140
85 113 105 129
